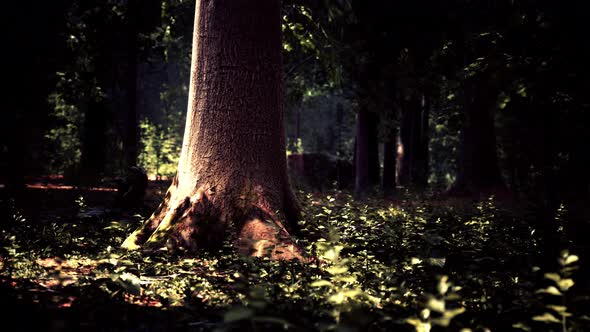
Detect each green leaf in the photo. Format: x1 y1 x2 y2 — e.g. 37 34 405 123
411 257 423 265
535 286 562 296
512 322 531 331
564 255 579 265
557 278 574 291
338 275 357 283
499 95 511 109
532 312 560 323
427 297 446 313
366 294 381 306
437 276 450 295
432 307 465 327
546 305 567 313
224 307 254 323
342 289 362 299
544 273 561 283
405 318 432 332
328 292 346 304
326 266 348 275
116 272 142 295
310 280 332 287
322 247 341 261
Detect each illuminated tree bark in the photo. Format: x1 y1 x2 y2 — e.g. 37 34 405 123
122 0 302 259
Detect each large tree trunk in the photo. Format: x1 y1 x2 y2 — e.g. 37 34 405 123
451 75 504 195
122 0 302 260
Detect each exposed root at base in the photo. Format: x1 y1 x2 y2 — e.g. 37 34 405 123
121 192 305 260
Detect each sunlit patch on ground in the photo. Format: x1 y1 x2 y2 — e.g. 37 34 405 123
26 184 117 192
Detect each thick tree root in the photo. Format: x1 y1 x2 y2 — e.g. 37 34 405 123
121 191 304 260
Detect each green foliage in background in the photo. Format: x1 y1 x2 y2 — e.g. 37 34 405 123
137 118 181 178
428 79 461 189
45 89 82 175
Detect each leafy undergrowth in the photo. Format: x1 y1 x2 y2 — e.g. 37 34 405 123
1 189 589 331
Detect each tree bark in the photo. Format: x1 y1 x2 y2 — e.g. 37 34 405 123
413 95 429 188
122 0 302 260
355 108 369 196
368 111 380 186
399 93 429 188
382 127 397 195
450 75 504 195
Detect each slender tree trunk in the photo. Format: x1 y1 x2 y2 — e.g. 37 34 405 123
122 0 302 260
399 93 429 188
294 105 301 146
382 127 397 195
368 111 380 186
355 108 369 196
412 95 429 188
398 97 413 186
335 102 344 156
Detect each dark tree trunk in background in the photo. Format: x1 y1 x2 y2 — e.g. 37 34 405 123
355 108 369 196
335 103 344 156
567 139 590 201
122 0 302 260
368 111 380 186
451 76 504 195
125 0 139 168
295 106 301 143
413 95 429 187
382 127 397 195
79 99 108 184
4 3 66 193
4 104 28 193
399 93 429 188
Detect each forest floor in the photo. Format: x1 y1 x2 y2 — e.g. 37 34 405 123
1 179 589 331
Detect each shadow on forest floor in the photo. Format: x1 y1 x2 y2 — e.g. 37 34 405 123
1 178 590 331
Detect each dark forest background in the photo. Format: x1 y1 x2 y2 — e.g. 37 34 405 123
3 0 589 204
